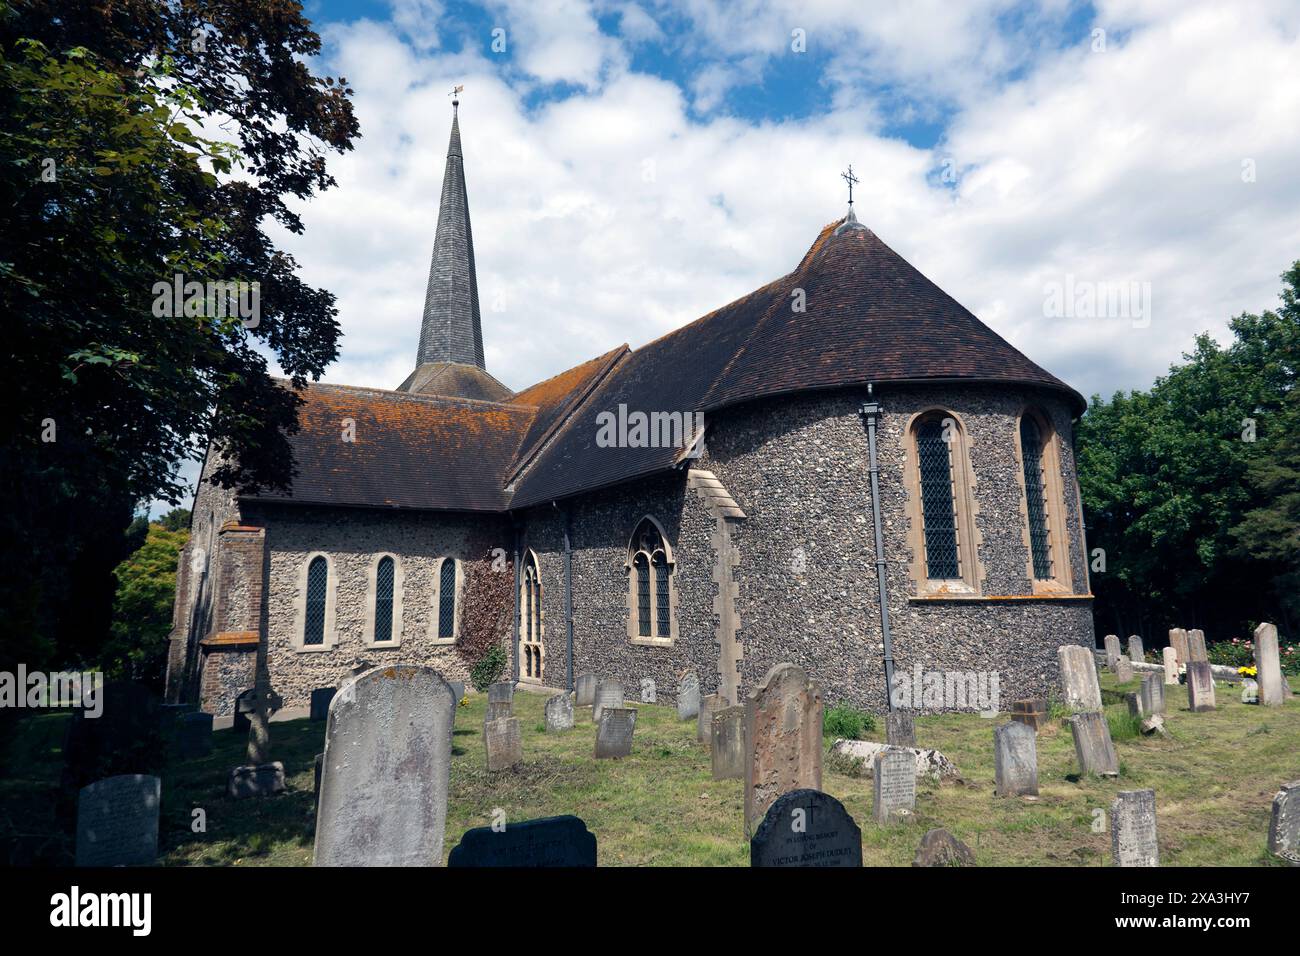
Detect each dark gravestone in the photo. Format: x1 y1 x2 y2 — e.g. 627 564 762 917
75 774 161 867
595 707 636 759
1010 697 1047 731
750 789 862 867
232 686 281 734
159 702 196 733
176 712 213 759
310 687 336 721
62 681 163 791
885 711 916 747
447 815 597 867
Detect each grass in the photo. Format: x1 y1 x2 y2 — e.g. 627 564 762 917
3 673 1297 866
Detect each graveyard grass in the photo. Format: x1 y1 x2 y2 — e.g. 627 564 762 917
4 675 1297 866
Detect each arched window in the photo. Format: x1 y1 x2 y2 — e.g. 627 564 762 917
374 556 395 643
916 419 960 579
437 558 457 639
627 518 676 643
304 556 328 646
905 411 981 595
1016 408 1072 592
520 551 544 682
1019 417 1052 579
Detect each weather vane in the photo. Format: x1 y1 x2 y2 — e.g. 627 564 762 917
841 165 859 207
449 84 464 106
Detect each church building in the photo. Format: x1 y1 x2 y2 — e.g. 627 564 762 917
165 102 1094 718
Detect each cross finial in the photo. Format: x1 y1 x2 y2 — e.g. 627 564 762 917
449 84 464 107
841 164 860 207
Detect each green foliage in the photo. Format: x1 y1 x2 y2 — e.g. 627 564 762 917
157 508 190 532
823 702 876 740
1107 708 1142 743
104 522 188 689
470 644 507 692
824 747 868 778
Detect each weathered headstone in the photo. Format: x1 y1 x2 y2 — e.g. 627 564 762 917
1103 634 1122 668
750 789 862 867
1162 646 1179 685
486 681 513 720
592 679 624 725
1111 789 1158 867
1069 711 1119 776
176 711 212 759
993 721 1038 797
710 705 745 780
1254 622 1286 708
1186 629 1208 663
697 692 726 745
314 665 456 866
544 692 574 732
1113 655 1133 684
1127 635 1145 663
227 761 286 798
677 672 700 720
640 677 656 703
575 673 597 707
885 711 916 748
75 775 161 867
1126 692 1143 719
244 680 279 766
485 700 512 722
595 707 636 759
872 746 916 824
744 663 823 836
231 685 281 735
1058 644 1102 711
310 687 336 721
912 828 976 867
1186 660 1216 712
485 717 522 772
1168 628 1189 667
448 815 597 867
1267 780 1300 865
1139 673 1165 716
1010 697 1047 731
1241 679 1259 704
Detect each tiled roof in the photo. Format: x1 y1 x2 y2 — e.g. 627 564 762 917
397 362 513 402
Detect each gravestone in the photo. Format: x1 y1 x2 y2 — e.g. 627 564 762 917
228 761 285 798
544 692 574 732
872 746 916 824
1113 655 1133 684
1254 622 1286 708
912 828 976 867
1168 628 1190 667
592 680 624 725
485 717 523 772
310 687 336 721
62 681 163 791
1069 711 1119 777
314 665 456 866
993 721 1038 797
1103 634 1122 668
159 702 195 734
1111 789 1158 866
1267 780 1300 865
744 663 823 837
488 681 514 707
1186 661 1216 712
697 693 726 745
1126 693 1143 719
485 700 512 722
1010 697 1047 731
677 672 700 720
575 673 597 707
885 711 916 748
750 789 862 867
1127 635 1145 663
231 685 281 735
448 815 597 867
75 774 161 867
176 712 213 759
1162 647 1179 685
710 706 745 780
1139 673 1165 716
595 707 636 759
243 679 279 766
1058 645 1102 711
1241 679 1259 704
448 681 465 704
1186 629 1208 663
640 677 656 703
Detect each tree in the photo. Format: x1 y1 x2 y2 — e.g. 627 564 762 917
104 522 189 689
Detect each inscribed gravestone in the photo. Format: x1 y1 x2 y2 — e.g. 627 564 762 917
310 687 336 721
677 672 700 720
1069 711 1119 776
595 707 636 759
1162 647 1179 685
711 705 745 780
1267 780 1300 865
750 789 862 867
448 815 597 867
544 692 574 732
993 721 1038 797
592 680 624 725
1186 629 1208 663
1111 789 1159 866
176 712 212 759
744 663 823 837
1128 635 1145 663
75 774 161 867
873 746 915 824
485 717 522 772
640 677 656 703
314 665 456 866
1254 622 1286 708
1103 634 1122 667
1058 645 1102 711
886 711 916 748
698 693 726 745
575 673 597 707
1186 661 1216 712
1139 673 1165 716
1113 655 1133 684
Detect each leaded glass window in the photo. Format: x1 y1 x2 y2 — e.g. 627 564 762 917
304 556 328 645
1020 416 1053 579
437 559 456 638
374 556 395 642
634 552 651 636
653 551 670 637
916 420 960 579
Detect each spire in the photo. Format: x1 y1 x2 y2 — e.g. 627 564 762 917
413 93 484 370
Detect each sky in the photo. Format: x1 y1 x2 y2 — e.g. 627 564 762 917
160 0 1300 512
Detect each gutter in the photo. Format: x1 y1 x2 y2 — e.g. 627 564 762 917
859 385 897 712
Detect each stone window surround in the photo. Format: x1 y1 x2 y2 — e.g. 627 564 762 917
1011 406 1074 595
363 552 406 648
428 556 463 645
293 551 339 653
900 407 985 597
625 515 679 646
518 548 544 684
